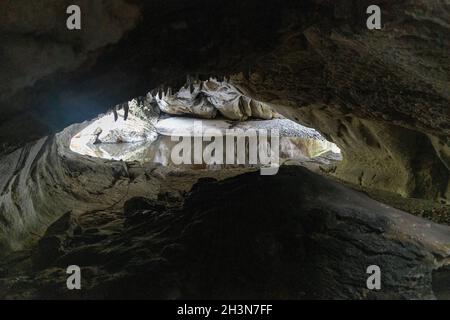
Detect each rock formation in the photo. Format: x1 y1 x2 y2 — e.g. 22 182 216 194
1 0 449 201
1 167 449 299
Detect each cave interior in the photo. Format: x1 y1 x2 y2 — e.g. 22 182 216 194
0 0 449 300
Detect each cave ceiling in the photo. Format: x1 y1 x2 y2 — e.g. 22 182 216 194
0 0 447 144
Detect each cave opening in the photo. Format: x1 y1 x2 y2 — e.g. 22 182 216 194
69 78 341 172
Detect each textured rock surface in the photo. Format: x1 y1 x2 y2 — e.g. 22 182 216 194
0 167 448 299
0 120 164 253
292 107 450 200
152 79 275 120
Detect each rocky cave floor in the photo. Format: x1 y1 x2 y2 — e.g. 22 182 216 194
0 160 449 300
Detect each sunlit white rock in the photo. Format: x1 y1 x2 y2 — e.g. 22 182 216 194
70 110 157 160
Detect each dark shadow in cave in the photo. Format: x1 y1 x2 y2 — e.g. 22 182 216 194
432 266 450 300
